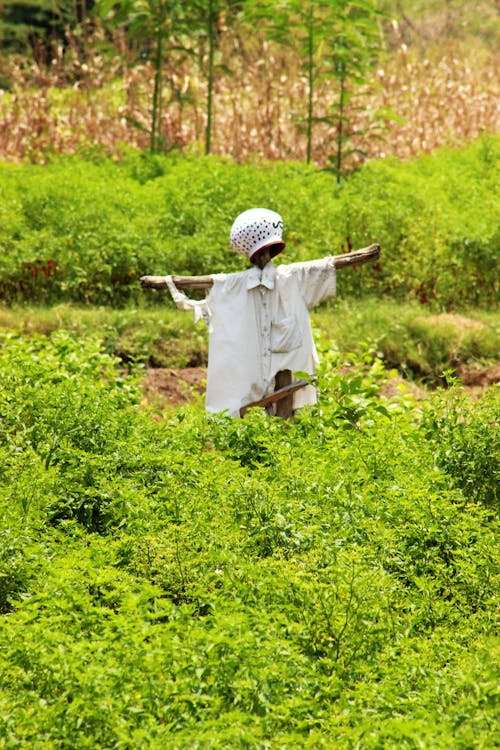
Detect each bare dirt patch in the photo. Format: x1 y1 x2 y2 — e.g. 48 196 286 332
142 367 206 408
141 360 499 412
456 362 500 389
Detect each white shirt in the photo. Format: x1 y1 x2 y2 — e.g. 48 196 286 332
166 257 336 416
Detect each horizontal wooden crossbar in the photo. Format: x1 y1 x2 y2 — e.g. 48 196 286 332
140 244 381 290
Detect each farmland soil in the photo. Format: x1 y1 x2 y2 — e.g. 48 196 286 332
142 367 206 408
142 363 500 409
456 362 500 388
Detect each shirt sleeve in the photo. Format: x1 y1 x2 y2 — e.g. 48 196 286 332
164 276 210 325
281 257 336 309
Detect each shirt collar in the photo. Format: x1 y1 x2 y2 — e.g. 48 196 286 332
246 262 276 290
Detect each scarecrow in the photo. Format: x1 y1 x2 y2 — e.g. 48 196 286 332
141 208 380 418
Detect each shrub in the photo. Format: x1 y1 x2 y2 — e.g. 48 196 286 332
0 136 498 307
0 332 499 746
422 379 500 511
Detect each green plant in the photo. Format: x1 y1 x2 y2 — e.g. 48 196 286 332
0 327 499 746
0 138 498 307
95 0 195 153
322 0 384 182
248 0 382 172
192 0 234 156
0 0 89 58
422 378 500 511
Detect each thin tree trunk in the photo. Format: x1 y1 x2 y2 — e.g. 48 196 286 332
306 1 314 164
336 61 346 183
205 0 215 155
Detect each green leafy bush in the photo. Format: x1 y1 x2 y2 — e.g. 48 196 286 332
336 133 500 307
0 135 498 307
0 331 143 534
1 331 499 747
423 379 500 510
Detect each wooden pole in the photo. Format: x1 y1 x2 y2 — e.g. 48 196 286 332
239 375 309 418
274 369 294 419
140 243 381 290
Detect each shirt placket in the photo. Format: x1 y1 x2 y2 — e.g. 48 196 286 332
260 286 272 393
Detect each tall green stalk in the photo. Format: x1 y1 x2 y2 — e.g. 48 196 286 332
306 0 314 165
205 0 215 155
151 17 164 153
335 59 346 183
96 0 195 155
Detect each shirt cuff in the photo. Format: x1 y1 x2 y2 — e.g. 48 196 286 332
164 276 209 325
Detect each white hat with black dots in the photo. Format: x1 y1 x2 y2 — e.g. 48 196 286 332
230 208 285 260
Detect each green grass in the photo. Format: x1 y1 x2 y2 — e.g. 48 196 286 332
1 298 498 383
316 298 500 384
0 303 208 368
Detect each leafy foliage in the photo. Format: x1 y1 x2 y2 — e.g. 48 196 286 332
96 0 201 154
0 136 498 307
0 331 499 747
422 378 499 510
0 1 75 55
247 0 382 174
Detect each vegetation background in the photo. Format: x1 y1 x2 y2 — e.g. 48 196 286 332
0 1 499 748
0 0 498 168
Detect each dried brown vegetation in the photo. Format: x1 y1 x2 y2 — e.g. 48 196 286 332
0 24 498 164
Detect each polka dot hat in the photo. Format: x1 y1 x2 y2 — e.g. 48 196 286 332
230 208 285 260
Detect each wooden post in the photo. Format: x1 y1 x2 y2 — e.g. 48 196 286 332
274 369 294 419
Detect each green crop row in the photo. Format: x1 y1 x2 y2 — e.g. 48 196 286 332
0 331 498 747
0 133 498 308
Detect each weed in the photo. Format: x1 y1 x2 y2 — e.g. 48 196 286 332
422 378 500 511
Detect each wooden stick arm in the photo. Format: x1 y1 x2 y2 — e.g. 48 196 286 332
333 243 381 269
239 378 310 417
140 243 381 290
140 274 213 291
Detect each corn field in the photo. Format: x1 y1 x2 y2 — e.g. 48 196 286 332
0 23 498 165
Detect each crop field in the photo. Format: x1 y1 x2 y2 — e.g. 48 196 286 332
0 324 499 748
0 2 498 168
0 1 499 747
0 136 498 748
1 36 498 167
0 135 498 309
